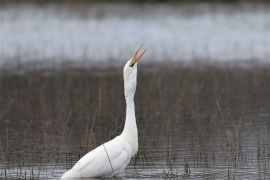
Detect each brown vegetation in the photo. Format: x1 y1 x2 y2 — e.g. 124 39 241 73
0 63 269 179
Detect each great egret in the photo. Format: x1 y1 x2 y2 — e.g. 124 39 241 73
61 46 147 179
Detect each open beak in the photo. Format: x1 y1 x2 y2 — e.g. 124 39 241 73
129 45 147 67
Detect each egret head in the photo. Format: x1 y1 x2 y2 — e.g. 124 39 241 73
123 45 147 98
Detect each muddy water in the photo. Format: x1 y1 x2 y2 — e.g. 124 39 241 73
0 65 269 179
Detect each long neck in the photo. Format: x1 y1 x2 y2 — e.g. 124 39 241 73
121 96 138 154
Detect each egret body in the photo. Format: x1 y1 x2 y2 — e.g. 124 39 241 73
61 46 147 179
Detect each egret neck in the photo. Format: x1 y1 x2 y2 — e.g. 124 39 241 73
121 62 139 156
122 96 138 155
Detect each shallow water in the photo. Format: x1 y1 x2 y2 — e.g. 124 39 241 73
0 65 269 179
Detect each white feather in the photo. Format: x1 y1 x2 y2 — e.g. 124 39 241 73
62 136 132 178
61 53 144 179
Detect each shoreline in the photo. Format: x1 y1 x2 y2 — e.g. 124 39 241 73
1 60 270 75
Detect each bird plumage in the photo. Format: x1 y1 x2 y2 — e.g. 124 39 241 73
61 46 146 179
62 136 132 178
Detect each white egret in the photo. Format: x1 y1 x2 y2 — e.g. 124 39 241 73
61 46 147 179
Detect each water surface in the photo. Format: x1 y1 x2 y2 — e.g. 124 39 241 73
0 65 269 179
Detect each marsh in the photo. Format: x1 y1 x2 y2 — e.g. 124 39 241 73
0 64 269 179
0 1 270 179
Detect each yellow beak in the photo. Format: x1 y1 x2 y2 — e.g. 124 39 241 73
130 45 147 67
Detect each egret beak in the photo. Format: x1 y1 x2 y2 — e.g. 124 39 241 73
130 45 147 67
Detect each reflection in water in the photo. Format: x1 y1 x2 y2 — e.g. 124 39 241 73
0 65 270 179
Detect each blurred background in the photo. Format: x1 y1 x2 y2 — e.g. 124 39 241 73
1 0 270 69
1 0 270 179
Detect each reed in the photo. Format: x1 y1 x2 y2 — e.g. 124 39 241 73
0 63 269 179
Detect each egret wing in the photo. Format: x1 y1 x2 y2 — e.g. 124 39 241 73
71 136 132 177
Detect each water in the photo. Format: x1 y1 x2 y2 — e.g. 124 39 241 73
1 3 270 69
0 65 269 179
0 2 270 179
